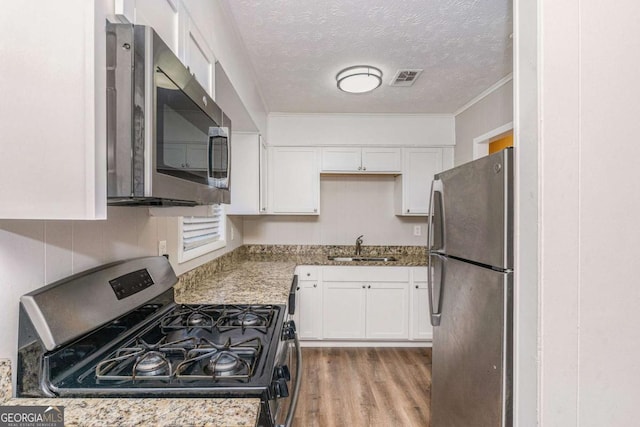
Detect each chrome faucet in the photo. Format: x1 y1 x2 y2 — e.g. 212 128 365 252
355 235 364 256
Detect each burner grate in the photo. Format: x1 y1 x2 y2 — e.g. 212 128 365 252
95 337 197 381
175 337 262 381
216 305 275 334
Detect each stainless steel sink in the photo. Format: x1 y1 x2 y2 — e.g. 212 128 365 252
327 256 397 262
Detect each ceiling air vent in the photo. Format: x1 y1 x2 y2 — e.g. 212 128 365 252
389 69 423 87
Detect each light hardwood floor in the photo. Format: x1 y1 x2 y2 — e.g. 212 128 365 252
293 347 432 427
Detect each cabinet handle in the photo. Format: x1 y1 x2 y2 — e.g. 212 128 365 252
313 284 317 288
415 285 419 289
363 166 367 171
313 208 317 213
407 209 410 213
306 273 310 276
358 166 362 171
261 207 266 211
368 285 371 289
362 285 365 289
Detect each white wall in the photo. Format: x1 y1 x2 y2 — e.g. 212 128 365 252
454 79 514 165
0 209 242 387
244 175 427 246
243 113 454 247
268 113 455 146
518 0 640 425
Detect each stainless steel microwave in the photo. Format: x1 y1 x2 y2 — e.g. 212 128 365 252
106 23 230 206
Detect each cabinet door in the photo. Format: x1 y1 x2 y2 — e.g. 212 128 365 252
322 282 366 339
120 0 179 54
398 148 443 215
297 280 322 340
361 147 401 172
366 282 409 339
259 137 268 213
228 133 260 214
321 147 361 172
269 147 319 214
181 11 215 97
410 267 433 340
1 2 110 219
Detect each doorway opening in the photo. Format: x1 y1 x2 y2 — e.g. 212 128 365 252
472 122 514 159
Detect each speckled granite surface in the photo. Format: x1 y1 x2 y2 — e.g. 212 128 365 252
176 260 297 305
174 245 426 305
0 360 258 426
0 360 10 404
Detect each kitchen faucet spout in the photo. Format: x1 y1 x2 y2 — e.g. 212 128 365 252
355 235 364 256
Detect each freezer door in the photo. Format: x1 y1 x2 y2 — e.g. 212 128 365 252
431 255 513 427
430 147 513 269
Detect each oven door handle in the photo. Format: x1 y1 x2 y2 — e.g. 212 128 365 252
282 323 302 427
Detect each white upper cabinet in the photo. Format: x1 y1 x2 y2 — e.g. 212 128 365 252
395 147 454 216
116 0 179 54
268 147 320 215
179 8 215 97
0 1 111 219
321 147 401 173
117 0 215 98
227 133 268 215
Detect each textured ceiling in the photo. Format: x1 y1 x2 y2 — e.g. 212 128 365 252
222 0 512 114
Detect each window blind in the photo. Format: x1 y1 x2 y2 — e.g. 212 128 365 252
180 205 225 262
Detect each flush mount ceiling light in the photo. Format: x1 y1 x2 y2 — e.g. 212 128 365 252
336 65 383 94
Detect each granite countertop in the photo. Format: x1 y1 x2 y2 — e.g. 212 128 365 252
0 361 258 427
174 245 427 306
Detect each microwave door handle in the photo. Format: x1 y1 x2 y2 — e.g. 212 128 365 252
207 135 214 180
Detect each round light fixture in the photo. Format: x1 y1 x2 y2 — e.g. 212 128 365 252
336 65 383 94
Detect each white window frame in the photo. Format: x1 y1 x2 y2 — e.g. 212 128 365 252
178 204 226 263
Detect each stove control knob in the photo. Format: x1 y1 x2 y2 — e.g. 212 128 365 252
271 378 290 398
282 320 297 341
275 365 291 381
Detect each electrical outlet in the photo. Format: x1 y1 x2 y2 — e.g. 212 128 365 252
413 225 422 236
158 240 167 256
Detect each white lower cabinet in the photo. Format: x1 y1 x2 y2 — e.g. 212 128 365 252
322 282 367 339
322 267 410 340
294 266 323 339
410 267 433 341
365 282 409 339
294 265 431 343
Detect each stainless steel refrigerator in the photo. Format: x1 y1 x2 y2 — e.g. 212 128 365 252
427 147 513 427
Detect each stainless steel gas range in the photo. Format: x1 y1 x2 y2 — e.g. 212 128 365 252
17 257 301 427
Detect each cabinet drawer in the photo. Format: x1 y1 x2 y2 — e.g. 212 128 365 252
412 267 429 283
322 266 409 282
296 265 319 280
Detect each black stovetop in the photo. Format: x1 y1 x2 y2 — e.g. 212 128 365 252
42 292 285 397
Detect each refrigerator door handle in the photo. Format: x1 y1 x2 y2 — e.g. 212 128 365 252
428 253 443 326
427 180 435 251
427 179 444 251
